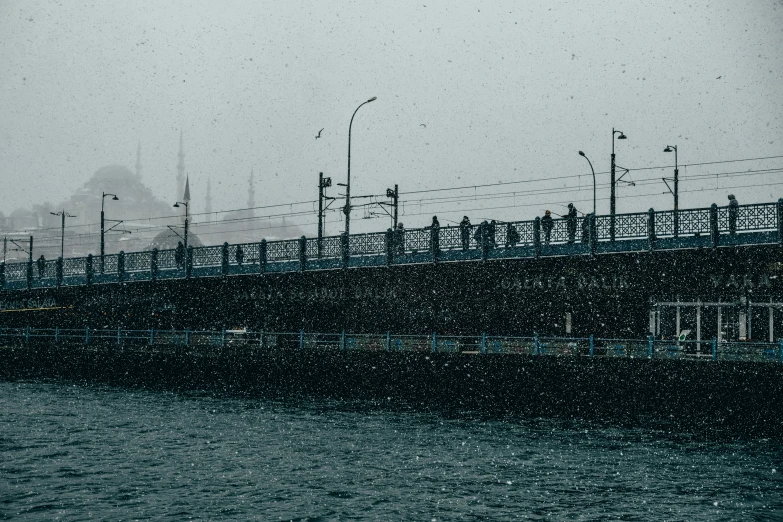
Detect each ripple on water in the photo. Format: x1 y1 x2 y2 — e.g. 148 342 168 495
0 380 782 520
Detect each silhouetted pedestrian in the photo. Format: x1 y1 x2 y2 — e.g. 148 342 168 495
428 215 440 230
175 241 185 268
459 216 472 251
474 220 488 249
728 194 739 234
37 255 45 278
235 244 244 266
394 222 405 255
566 203 577 243
581 213 591 243
488 220 497 249
541 210 554 245
506 222 520 247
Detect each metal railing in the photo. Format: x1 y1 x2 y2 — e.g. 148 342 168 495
1 327 781 364
2 200 781 287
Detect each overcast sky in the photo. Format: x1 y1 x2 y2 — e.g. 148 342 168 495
1 0 782 234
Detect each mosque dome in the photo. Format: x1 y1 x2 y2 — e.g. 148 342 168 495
147 229 205 251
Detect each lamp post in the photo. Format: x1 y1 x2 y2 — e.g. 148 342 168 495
101 192 119 273
318 172 332 258
50 210 77 260
610 128 627 241
344 96 377 237
578 151 596 216
664 145 679 237
173 201 189 252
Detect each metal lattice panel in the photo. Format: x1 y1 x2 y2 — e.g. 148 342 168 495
595 215 611 240
63 257 86 276
103 255 118 274
350 232 385 255
655 211 675 237
242 243 260 264
125 251 151 272
305 238 319 258
547 219 570 244
319 236 342 258
438 226 461 250
404 229 430 253
266 240 298 261
737 203 776 231
157 249 177 270
5 263 26 281
516 221 534 245
614 212 649 239
192 246 222 267
677 208 711 235
716 207 729 231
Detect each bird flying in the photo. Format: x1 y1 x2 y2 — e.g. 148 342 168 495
316 128 324 139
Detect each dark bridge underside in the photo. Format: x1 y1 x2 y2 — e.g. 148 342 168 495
2 243 782 338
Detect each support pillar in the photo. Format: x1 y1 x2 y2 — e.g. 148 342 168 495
151 249 158 281
710 203 719 247
259 240 267 274
117 251 125 282
298 236 307 271
647 208 656 251
533 218 541 257
86 254 93 285
221 242 229 276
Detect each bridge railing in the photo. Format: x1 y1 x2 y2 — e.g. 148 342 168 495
2 327 781 364
2 200 781 286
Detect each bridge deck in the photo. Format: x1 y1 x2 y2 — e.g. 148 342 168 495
2 200 781 291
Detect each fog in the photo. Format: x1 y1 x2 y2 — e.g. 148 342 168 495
1 0 781 238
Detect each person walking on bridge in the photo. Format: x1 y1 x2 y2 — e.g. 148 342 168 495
37 255 46 279
541 210 554 245
394 222 405 255
459 216 472 251
566 203 578 244
506 222 520 248
728 194 739 235
581 213 591 244
175 241 185 268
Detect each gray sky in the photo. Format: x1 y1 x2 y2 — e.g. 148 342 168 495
1 0 782 235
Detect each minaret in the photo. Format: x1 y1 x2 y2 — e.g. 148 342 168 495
176 130 185 203
135 141 142 180
181 175 191 224
247 168 256 217
205 178 212 217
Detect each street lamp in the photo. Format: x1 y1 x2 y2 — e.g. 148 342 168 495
610 128 627 240
50 210 77 260
664 145 679 237
101 192 119 273
344 96 377 237
173 201 189 252
578 151 596 216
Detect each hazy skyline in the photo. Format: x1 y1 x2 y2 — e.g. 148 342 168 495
1 0 782 235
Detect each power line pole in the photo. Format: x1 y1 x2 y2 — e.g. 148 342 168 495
318 172 332 258
385 184 399 228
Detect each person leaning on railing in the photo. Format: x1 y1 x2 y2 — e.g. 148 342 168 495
459 216 472 251
393 222 405 255
541 210 554 245
505 222 520 248
37 255 45 278
728 194 739 235
566 203 578 244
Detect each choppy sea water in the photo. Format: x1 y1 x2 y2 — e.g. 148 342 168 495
1 380 781 521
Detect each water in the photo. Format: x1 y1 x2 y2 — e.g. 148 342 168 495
1 381 781 521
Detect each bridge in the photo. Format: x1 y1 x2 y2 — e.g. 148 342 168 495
1 199 782 291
